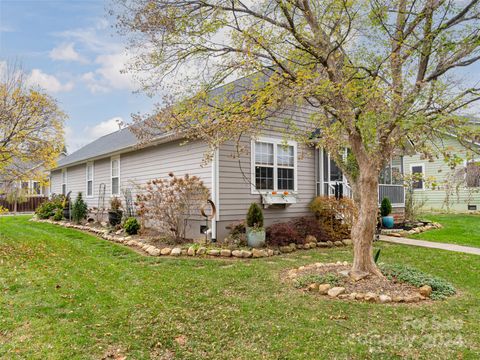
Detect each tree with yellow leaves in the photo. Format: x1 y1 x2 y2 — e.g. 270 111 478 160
0 63 66 186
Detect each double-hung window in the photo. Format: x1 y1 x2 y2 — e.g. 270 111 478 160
253 139 297 193
61 169 67 195
32 181 42 195
86 162 94 197
111 156 120 196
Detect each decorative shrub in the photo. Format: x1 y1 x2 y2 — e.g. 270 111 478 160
227 220 246 236
0 206 8 215
380 263 456 300
223 220 247 247
124 217 140 235
53 208 63 221
309 196 357 241
380 197 392 217
72 192 88 224
266 222 301 246
246 202 264 228
290 217 333 242
35 195 65 219
136 173 210 240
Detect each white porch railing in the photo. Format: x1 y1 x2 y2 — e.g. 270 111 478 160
321 182 405 206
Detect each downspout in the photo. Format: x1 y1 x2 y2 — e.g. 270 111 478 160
211 148 220 241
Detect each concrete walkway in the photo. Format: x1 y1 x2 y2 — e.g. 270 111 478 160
379 235 480 255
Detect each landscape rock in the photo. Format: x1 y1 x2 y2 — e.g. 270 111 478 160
147 247 161 256
355 293 365 300
318 284 331 295
196 247 207 255
308 242 316 248
280 246 293 253
327 287 346 298
342 239 353 246
181 249 188 255
419 285 432 297
252 249 268 258
379 294 392 303
326 241 334 247
334 241 344 247
187 247 196 256
339 270 350 277
207 249 220 256
160 247 172 255
307 283 319 291
232 250 243 258
241 250 252 258
220 249 232 257
171 248 182 256
317 242 329 248
348 292 357 300
305 235 317 243
267 249 274 256
365 292 378 302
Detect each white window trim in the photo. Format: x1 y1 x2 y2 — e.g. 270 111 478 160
110 155 121 196
61 168 68 195
251 137 298 195
31 180 43 196
86 162 94 198
410 163 425 191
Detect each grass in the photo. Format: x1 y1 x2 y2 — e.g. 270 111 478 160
410 214 480 248
0 216 479 359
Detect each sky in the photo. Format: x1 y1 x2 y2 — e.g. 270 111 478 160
0 0 156 153
1 0 480 155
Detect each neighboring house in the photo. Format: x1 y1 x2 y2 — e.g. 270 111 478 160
404 135 480 212
49 101 408 240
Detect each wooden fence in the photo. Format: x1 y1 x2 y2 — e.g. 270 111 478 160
0 196 48 213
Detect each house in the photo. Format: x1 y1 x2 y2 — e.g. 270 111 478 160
49 99 409 240
403 134 480 212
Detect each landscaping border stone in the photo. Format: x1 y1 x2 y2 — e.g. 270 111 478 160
31 218 353 259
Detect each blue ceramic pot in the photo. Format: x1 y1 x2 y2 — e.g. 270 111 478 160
246 228 266 248
382 216 394 229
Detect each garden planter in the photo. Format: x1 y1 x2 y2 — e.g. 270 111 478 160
382 216 394 229
246 227 266 248
108 210 123 226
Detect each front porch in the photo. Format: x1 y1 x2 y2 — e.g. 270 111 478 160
314 149 405 207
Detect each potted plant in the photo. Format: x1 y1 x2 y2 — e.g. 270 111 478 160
108 196 123 226
246 202 265 248
380 197 394 229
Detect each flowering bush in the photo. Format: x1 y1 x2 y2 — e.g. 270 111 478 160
136 173 210 240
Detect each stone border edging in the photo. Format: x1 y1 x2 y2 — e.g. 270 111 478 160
381 222 442 237
31 218 353 259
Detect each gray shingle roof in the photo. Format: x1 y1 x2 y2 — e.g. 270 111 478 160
56 127 138 168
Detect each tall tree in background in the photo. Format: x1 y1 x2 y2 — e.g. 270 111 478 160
0 63 66 183
114 0 480 276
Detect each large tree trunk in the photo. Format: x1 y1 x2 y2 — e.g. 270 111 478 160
351 164 383 277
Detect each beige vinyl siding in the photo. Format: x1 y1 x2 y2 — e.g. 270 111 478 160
64 163 87 201
404 136 480 212
216 104 317 239
50 170 63 195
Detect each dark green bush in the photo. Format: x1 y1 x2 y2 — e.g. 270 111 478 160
53 208 63 221
380 197 392 217
124 217 140 235
380 263 456 300
246 202 264 228
72 192 88 224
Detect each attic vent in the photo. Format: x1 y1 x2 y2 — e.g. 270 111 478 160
467 205 477 211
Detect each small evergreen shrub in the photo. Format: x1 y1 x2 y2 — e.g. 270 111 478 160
53 208 63 221
246 202 264 228
124 217 140 235
380 263 456 300
266 222 301 246
380 197 392 217
72 192 88 224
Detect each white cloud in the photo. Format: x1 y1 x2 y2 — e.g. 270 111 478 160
49 43 87 63
27 69 74 93
81 52 138 93
0 25 14 33
65 117 126 152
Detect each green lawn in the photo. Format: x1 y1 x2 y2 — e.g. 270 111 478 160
411 214 480 248
1 216 479 359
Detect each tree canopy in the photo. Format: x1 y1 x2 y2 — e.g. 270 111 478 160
0 63 66 183
114 0 480 275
